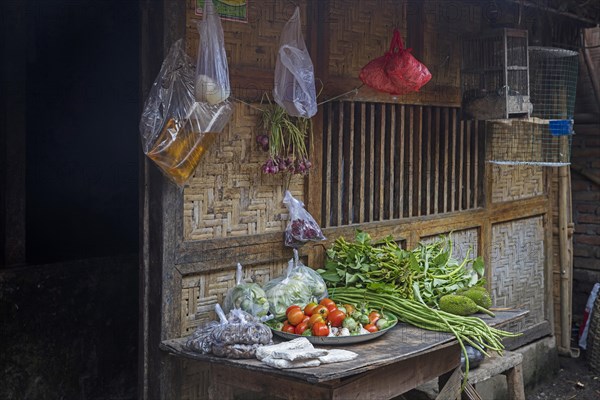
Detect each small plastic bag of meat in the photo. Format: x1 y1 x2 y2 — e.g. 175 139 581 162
283 190 326 248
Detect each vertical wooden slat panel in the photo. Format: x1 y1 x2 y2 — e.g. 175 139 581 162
473 120 479 208
350 102 360 224
465 121 472 210
379 105 387 220
369 103 376 222
434 107 441 214
324 103 332 227
341 103 349 226
407 106 414 218
320 102 483 227
388 105 396 219
424 107 432 215
458 120 465 211
416 106 423 216
397 105 405 219
336 103 344 225
442 109 449 213
359 103 366 223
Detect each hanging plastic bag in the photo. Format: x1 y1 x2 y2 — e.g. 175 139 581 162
195 0 230 105
139 39 233 186
359 29 432 95
223 263 270 317
283 190 326 248
273 7 317 118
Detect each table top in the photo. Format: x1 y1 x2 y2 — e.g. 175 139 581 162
160 309 527 384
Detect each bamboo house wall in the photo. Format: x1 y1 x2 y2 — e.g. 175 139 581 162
142 1 577 397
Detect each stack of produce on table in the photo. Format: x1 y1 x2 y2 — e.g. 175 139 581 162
318 230 520 379
266 297 397 337
186 304 273 359
223 263 270 317
263 249 328 320
318 231 485 307
256 337 358 369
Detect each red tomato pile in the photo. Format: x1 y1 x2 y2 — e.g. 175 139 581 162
279 297 391 337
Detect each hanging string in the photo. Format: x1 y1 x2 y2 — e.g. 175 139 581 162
317 84 364 106
232 84 364 111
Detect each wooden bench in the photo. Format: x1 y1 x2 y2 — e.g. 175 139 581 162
436 351 525 400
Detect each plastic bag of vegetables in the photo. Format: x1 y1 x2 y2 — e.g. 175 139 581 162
223 263 270 317
264 250 328 320
290 249 328 301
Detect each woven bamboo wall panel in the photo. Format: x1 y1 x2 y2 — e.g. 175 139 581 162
327 1 480 86
186 0 308 71
491 217 545 329
180 259 288 334
327 0 407 78
491 164 545 203
183 104 304 240
421 229 479 261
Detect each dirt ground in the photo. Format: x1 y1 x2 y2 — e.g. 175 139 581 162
527 353 600 400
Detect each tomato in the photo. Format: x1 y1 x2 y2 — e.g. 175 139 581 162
343 304 355 315
326 303 338 313
312 322 330 336
302 315 310 324
286 305 301 316
287 308 305 326
327 309 346 327
282 324 296 334
313 305 329 319
304 302 319 316
308 313 325 327
295 321 309 335
319 298 336 309
364 323 378 333
368 311 381 324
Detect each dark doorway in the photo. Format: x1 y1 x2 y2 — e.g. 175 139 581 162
26 0 140 263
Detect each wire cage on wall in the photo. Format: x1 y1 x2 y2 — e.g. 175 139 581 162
486 46 579 166
461 28 532 120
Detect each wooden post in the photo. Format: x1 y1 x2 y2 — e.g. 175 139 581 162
139 0 186 398
558 165 572 354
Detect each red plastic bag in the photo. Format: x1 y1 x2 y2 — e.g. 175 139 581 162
359 29 432 95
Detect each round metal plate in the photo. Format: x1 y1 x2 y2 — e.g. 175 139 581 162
271 319 397 345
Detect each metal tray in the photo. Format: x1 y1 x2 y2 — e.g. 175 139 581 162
271 319 397 345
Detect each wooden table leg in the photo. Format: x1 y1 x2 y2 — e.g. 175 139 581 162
503 364 526 400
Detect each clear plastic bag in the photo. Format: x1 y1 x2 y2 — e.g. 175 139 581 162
290 249 328 301
139 39 233 186
186 304 273 359
223 263 270 317
283 190 326 248
195 0 230 105
273 7 317 118
264 250 328 320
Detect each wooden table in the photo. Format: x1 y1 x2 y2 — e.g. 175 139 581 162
161 310 527 400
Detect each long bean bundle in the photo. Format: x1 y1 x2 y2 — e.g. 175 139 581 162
329 286 520 383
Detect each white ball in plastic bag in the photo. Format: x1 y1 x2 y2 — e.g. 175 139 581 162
195 74 230 105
